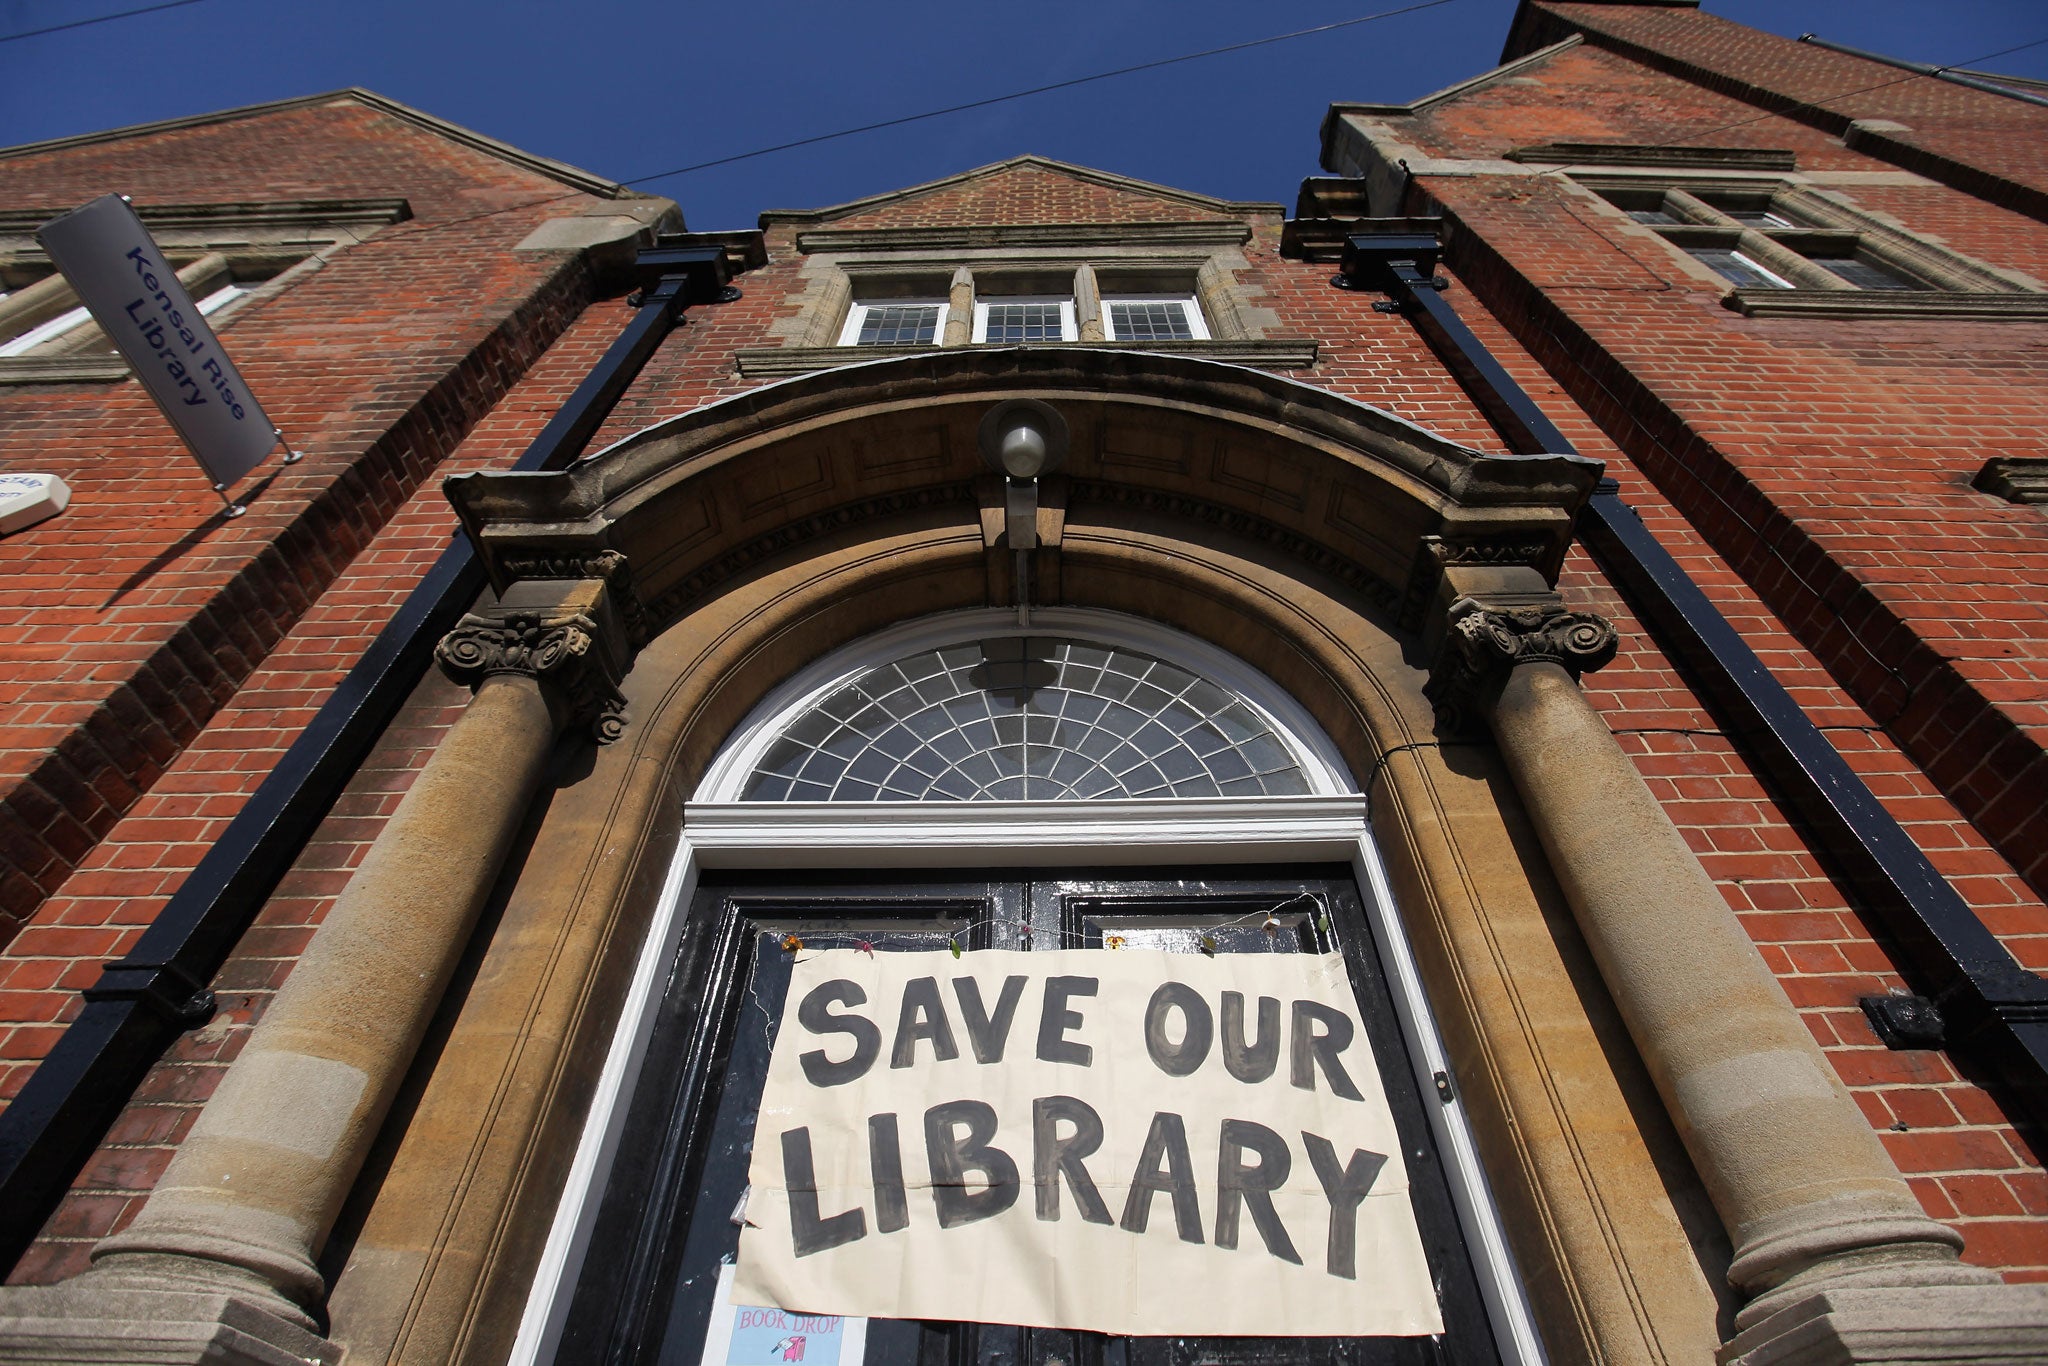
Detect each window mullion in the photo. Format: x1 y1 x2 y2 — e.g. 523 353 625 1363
944 266 973 347
0 272 79 342
178 252 233 298
1851 232 1988 293
1771 187 2001 292
1738 231 1849 291
1662 189 1740 227
41 251 238 358
1074 264 1104 342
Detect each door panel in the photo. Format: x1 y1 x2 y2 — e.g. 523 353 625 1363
560 870 1497 1366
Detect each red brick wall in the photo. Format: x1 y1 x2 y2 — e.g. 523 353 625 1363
1356 18 2048 901
818 160 1239 230
0 97 627 943
1509 2 2048 215
1344 4 2048 1279
3 295 643 1282
5 76 2045 1304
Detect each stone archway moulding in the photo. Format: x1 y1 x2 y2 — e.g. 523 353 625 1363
423 348 1689 1366
7 348 2006 1366
412 347 2041 1364
507 605 1548 1366
439 345 1602 652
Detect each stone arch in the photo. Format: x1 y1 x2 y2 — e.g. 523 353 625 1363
334 349 1728 1366
444 346 1599 793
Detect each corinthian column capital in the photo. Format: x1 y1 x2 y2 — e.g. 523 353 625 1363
434 575 633 743
1425 595 1618 730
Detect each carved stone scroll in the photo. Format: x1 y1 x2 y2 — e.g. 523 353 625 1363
1424 596 1618 733
438 612 627 743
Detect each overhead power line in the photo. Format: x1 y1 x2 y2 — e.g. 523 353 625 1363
619 0 1457 186
401 0 1463 239
0 0 209 45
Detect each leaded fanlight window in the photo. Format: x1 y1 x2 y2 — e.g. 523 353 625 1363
740 635 1312 801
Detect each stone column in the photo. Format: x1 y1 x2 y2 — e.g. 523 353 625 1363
1427 588 2047 1362
0 575 630 1365
1074 263 1104 342
943 265 974 347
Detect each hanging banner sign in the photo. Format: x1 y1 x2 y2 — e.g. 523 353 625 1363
734 948 1441 1339
37 194 277 488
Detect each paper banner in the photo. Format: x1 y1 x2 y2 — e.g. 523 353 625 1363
734 948 1441 1338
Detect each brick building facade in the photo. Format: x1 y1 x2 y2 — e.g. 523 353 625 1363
0 1 2044 1362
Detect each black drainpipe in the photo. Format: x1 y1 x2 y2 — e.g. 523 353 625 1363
0 243 734 1275
1337 228 2048 1127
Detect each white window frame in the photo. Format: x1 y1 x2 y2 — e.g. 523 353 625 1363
1691 246 1795 291
1579 173 2048 316
836 297 950 347
970 295 1078 344
0 302 92 357
0 277 250 358
1101 294 1211 342
508 607 1547 1366
0 248 300 381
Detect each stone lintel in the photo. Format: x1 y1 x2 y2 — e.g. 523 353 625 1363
1974 456 2048 505
1403 543 1564 636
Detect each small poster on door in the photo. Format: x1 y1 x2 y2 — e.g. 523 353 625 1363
699 1262 868 1366
732 948 1440 1337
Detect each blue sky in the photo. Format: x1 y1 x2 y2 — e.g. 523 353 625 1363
3 0 2044 231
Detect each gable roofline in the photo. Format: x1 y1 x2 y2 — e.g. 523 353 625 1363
1955 68 2048 98
1319 36 1584 170
0 88 636 200
759 154 1283 227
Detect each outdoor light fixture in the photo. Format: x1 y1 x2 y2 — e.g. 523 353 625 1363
977 398 1069 623
981 399 1064 481
978 398 1068 543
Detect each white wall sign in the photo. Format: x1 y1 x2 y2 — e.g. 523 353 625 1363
0 472 70 535
37 195 277 488
734 947 1442 1339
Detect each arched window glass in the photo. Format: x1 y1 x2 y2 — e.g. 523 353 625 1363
740 636 1312 801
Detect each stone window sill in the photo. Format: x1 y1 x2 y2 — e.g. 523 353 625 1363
1727 290 2048 320
734 338 1319 378
0 355 130 384
1973 458 2048 505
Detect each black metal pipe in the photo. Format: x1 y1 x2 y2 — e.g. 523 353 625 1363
1340 228 2048 1124
1797 34 2048 112
0 246 729 1275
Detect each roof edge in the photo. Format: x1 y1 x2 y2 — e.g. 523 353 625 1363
1319 37 1583 170
0 88 635 200
760 154 1282 227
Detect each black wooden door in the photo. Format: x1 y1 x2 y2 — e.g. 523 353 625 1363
560 869 1500 1366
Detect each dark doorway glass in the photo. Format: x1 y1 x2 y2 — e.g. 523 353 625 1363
560 869 1500 1366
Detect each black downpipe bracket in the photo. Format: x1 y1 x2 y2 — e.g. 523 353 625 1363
1339 229 2048 1125
0 245 732 1274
